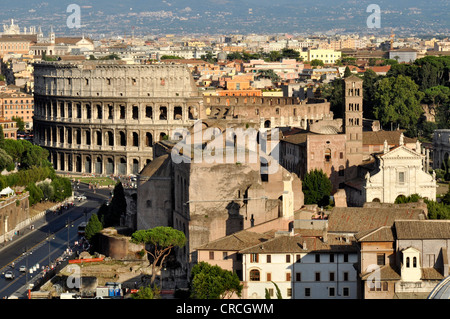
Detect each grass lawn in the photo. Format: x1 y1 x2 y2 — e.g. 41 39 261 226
77 177 117 187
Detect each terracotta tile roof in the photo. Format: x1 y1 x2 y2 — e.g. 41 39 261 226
196 230 276 251
421 268 445 280
363 130 416 145
361 265 400 281
355 226 395 242
328 207 426 233
394 220 450 240
239 233 357 254
139 154 171 178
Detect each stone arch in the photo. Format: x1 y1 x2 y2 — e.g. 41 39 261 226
146 132 153 147
95 156 103 174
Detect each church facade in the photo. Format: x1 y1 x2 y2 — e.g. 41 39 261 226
364 136 436 203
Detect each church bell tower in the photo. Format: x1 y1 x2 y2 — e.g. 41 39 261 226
344 75 363 181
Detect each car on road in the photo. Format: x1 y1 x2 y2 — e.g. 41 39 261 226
19 265 27 272
5 271 14 279
76 194 87 201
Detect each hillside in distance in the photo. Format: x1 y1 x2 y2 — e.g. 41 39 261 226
1 0 448 36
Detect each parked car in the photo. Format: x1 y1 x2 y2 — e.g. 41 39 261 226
19 265 27 272
5 271 14 279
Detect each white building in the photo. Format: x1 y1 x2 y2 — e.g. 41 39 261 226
364 135 436 203
240 232 358 299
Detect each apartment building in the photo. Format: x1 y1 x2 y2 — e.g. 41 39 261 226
0 90 34 129
299 49 341 65
240 232 358 299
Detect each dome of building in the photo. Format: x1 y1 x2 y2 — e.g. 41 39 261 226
428 276 450 299
313 125 340 135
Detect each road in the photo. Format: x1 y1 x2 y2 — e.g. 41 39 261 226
0 183 111 299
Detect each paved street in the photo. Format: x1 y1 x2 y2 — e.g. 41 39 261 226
0 183 110 299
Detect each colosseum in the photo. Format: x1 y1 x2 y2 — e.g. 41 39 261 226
32 60 203 176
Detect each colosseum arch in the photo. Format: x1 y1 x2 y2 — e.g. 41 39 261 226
33 61 203 176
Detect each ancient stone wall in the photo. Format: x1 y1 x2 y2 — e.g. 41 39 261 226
33 61 203 176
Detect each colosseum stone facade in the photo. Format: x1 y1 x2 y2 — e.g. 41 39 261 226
33 60 202 176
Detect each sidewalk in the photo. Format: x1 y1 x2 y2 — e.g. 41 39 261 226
0 201 78 253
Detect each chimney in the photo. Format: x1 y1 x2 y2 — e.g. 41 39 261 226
322 227 328 243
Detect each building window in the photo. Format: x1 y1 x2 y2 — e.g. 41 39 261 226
305 288 311 297
406 257 410 268
296 254 301 263
377 253 385 266
250 253 259 263
315 254 320 263
413 257 417 268
286 255 291 263
383 282 389 291
329 272 335 281
398 171 405 184
286 273 291 281
343 272 349 281
287 288 292 298
266 255 271 263
223 252 228 260
266 273 271 282
325 148 331 162
329 287 335 297
209 251 214 260
344 253 349 262
315 272 321 281
343 287 350 297
296 272 301 282
249 269 260 281
267 288 274 297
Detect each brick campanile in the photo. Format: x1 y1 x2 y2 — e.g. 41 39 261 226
344 75 363 181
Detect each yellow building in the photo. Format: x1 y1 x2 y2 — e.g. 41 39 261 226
300 48 342 65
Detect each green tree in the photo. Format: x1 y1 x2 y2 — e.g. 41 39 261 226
311 59 324 67
423 85 450 129
189 262 243 299
12 116 25 131
267 51 282 62
25 182 44 206
425 200 450 220
373 75 425 134
130 226 186 285
85 213 103 241
160 55 182 60
0 148 14 172
99 53 121 60
226 52 243 61
131 285 160 299
343 66 352 78
98 182 126 227
281 48 300 60
362 69 379 119
2 139 24 163
302 169 332 207
19 140 51 169
0 125 4 147
256 69 280 83
38 181 54 201
265 281 282 299
321 78 345 119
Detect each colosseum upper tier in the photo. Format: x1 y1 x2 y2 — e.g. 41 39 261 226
33 60 203 176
